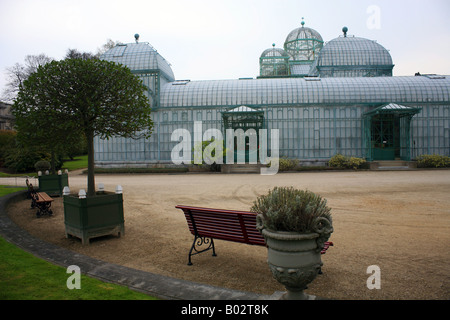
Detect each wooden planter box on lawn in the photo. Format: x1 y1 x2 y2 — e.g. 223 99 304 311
63 192 124 245
38 174 69 196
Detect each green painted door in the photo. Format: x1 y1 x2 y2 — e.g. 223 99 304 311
371 114 400 160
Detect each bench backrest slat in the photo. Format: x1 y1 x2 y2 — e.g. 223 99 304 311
177 205 266 246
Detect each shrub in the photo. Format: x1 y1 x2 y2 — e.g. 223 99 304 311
251 186 332 233
328 154 366 170
34 160 51 172
0 130 17 167
416 154 450 168
4 148 50 173
347 157 366 170
192 138 226 171
328 154 347 168
279 158 300 171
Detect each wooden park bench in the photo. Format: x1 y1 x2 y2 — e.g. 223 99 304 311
175 205 333 271
26 178 54 217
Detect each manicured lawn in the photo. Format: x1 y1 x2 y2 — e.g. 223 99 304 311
0 186 26 196
0 186 157 300
61 154 88 171
0 237 156 300
0 172 33 178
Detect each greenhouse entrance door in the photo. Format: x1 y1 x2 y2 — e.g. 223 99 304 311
363 104 421 161
222 106 264 163
371 114 400 160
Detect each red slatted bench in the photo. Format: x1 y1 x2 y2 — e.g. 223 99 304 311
175 205 333 269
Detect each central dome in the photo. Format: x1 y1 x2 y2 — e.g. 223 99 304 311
284 20 324 62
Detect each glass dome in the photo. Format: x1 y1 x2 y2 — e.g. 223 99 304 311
284 19 324 62
315 29 394 77
259 44 290 78
100 41 175 82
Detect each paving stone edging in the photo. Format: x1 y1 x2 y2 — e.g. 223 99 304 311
0 191 267 300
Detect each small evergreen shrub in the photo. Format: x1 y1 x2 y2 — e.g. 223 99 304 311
328 154 366 170
416 154 450 168
34 160 51 172
278 158 300 171
4 148 49 173
0 130 16 167
328 154 347 168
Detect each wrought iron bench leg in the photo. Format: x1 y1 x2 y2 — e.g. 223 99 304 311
187 235 216 265
36 202 53 218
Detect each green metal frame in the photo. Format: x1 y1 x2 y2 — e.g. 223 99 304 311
363 104 421 161
222 106 265 163
132 70 160 108
284 37 323 61
259 55 290 78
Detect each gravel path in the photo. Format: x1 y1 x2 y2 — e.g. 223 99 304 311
4 169 450 300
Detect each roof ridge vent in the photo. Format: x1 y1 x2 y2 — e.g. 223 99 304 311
422 74 446 79
172 80 190 85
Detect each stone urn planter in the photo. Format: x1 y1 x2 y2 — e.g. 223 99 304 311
63 186 124 245
252 187 333 300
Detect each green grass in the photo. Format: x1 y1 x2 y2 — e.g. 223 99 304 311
0 172 34 178
0 155 88 178
0 237 157 300
61 154 88 171
0 186 26 197
0 186 157 300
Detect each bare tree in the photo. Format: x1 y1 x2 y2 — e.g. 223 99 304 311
65 48 98 60
2 39 120 102
2 54 54 103
96 39 122 57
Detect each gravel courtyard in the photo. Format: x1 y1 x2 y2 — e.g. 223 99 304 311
5 169 450 300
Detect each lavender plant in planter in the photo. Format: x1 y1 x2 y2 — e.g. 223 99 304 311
252 187 333 300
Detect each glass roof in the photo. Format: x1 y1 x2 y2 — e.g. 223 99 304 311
159 75 450 108
317 36 393 67
290 64 312 76
100 42 175 82
363 103 422 117
224 106 262 113
260 46 289 58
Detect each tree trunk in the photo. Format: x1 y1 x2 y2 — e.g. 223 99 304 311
50 149 56 175
86 130 96 197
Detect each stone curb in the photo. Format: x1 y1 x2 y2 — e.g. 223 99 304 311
0 191 269 300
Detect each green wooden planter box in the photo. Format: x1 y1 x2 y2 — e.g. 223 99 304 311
38 174 69 196
63 192 124 245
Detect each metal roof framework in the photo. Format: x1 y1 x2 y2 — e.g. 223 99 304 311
222 106 264 131
259 46 290 78
159 76 450 109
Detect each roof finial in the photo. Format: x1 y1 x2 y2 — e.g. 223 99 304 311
301 17 305 27
134 33 140 43
272 43 276 48
342 26 348 37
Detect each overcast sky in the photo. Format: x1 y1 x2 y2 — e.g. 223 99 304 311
1 0 449 98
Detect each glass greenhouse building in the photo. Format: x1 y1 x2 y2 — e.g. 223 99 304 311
95 24 450 169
